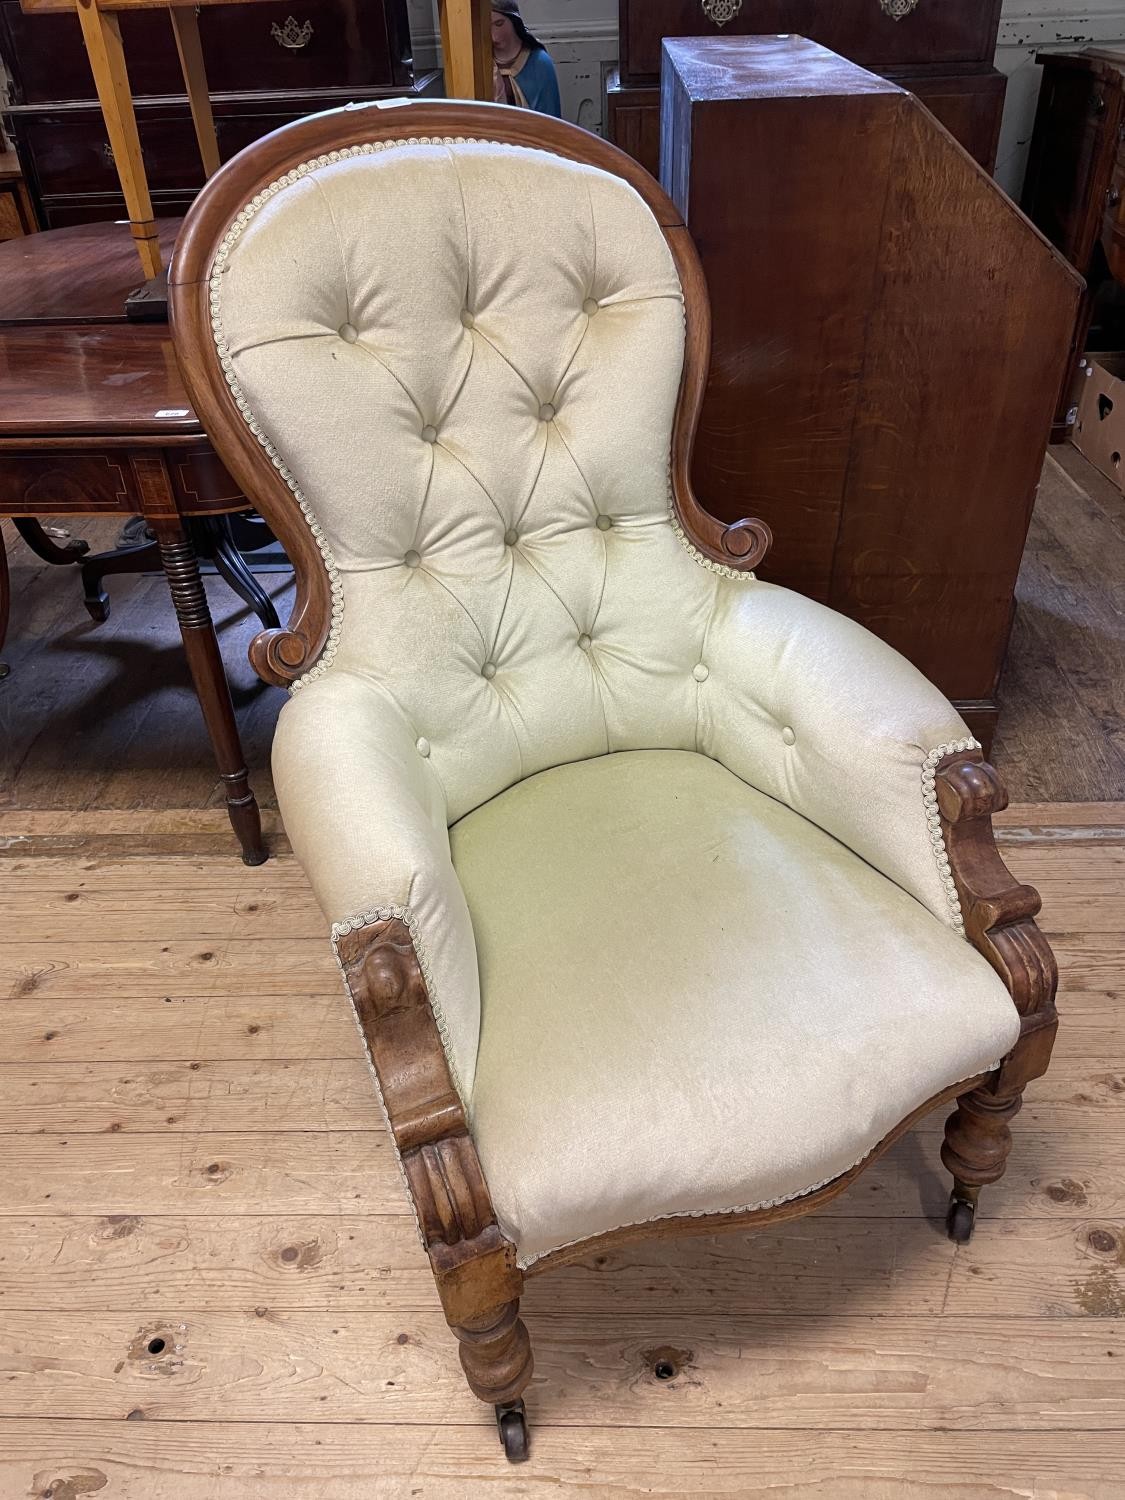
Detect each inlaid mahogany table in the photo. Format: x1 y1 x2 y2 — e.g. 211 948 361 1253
0 221 267 864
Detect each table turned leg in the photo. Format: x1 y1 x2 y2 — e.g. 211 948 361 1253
154 517 267 866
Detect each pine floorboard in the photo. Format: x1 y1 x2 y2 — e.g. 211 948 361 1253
0 806 1122 1496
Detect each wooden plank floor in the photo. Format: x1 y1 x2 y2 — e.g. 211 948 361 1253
1 803 1123 1497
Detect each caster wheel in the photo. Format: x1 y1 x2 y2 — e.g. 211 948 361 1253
496 1399 529 1463
947 1195 976 1244
0 662 9 681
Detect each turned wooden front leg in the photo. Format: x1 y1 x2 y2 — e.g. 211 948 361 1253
454 1299 534 1405
941 1086 1023 1203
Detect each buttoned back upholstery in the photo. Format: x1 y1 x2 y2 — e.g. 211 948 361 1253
215 137 736 822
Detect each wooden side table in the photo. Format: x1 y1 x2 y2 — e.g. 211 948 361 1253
0 320 268 865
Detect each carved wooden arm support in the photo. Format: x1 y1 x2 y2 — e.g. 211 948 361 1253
665 221 773 574
937 752 1059 1092
334 918 523 1329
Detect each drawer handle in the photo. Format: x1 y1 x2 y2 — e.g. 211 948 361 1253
1108 186 1122 210
879 0 923 15
700 0 742 25
271 15 314 49
1093 94 1108 117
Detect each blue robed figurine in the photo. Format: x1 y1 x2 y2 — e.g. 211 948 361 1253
490 1 562 117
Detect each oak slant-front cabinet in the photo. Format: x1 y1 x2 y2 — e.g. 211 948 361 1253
662 35 1082 748
607 0 1007 175
0 0 439 227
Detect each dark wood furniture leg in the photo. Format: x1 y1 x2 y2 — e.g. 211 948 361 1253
152 514 266 865
13 517 90 564
196 515 282 630
81 535 160 622
128 449 267 865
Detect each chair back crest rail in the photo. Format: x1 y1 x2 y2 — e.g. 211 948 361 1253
168 99 771 689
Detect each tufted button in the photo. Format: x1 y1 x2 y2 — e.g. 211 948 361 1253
595 514 613 532
404 550 421 569
420 425 437 443
460 309 474 329
782 725 796 745
578 633 592 651
504 527 519 546
415 737 431 758
693 663 709 683
583 298 599 316
538 403 555 422
481 662 497 680
339 323 358 343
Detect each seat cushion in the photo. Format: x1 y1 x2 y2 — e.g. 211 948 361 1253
450 750 1021 1266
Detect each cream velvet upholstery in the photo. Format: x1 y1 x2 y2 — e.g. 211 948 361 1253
215 136 1021 1260
454 751 1020 1266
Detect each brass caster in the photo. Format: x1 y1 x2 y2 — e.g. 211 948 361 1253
946 1193 976 1244
496 1399 529 1463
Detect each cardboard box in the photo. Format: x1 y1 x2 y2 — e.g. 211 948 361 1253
1072 351 1125 490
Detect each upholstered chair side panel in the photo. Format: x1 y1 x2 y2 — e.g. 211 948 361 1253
699 578 975 929
272 672 482 1101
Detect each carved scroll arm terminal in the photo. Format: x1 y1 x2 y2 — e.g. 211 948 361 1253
937 751 1058 1093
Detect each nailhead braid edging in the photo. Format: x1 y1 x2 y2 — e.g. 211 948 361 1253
922 736 980 936
667 296 756 581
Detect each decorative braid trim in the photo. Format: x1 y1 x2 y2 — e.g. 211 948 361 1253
516 1060 999 1270
921 736 980 937
210 134 496 693
329 902 469 1252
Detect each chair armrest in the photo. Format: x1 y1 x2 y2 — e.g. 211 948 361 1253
701 580 977 929
273 671 481 1100
937 753 1058 1088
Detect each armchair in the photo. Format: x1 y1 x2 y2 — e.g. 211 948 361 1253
170 100 1058 1463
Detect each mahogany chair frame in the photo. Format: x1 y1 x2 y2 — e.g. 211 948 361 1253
169 100 1058 1463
